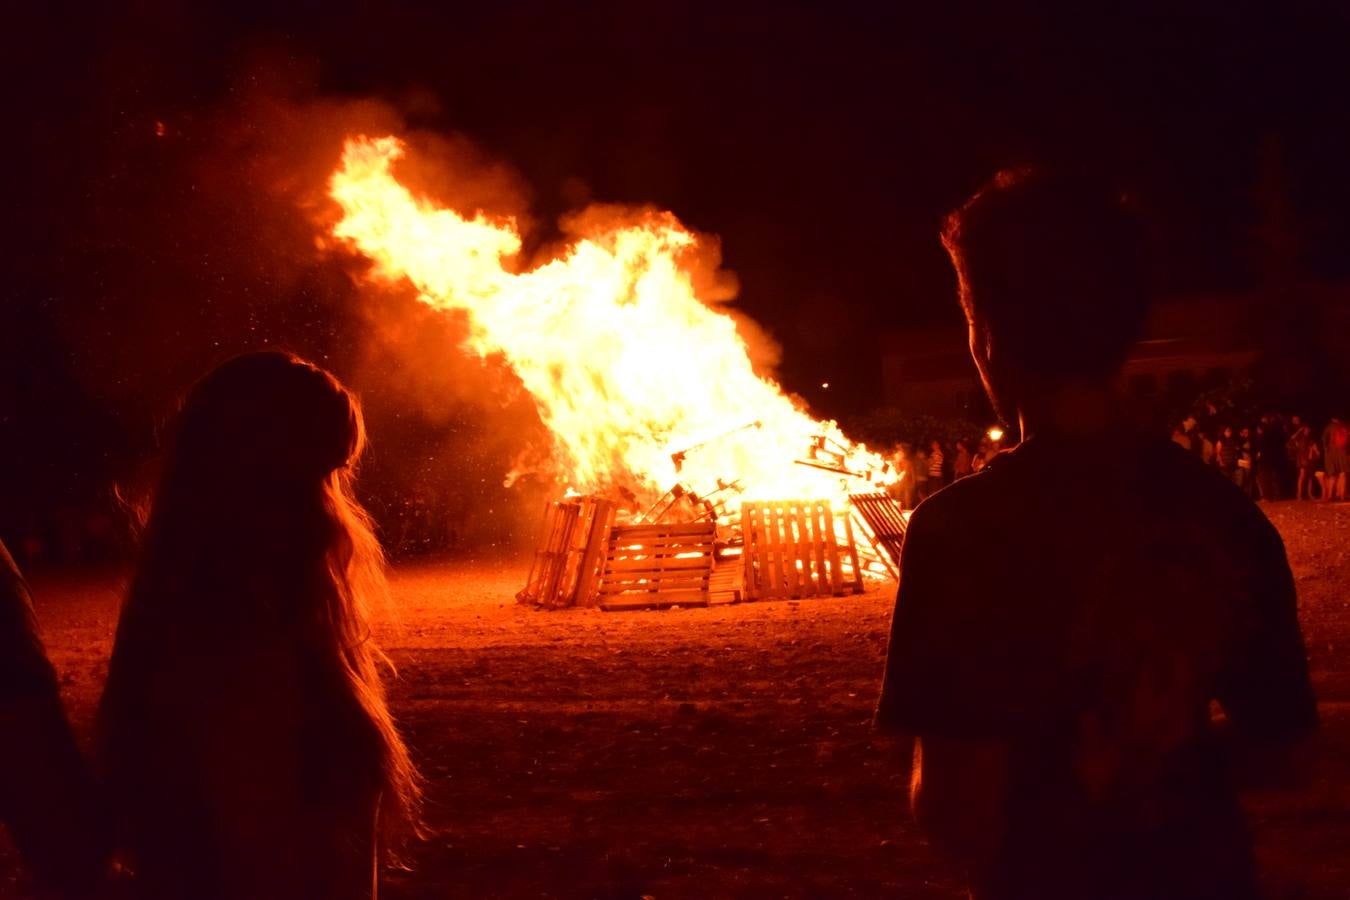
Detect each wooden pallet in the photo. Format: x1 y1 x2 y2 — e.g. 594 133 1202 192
517 498 615 608
597 522 716 610
848 492 906 580
708 554 744 605
741 499 863 600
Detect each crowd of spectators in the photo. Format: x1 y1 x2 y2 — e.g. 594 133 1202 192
889 430 1006 509
887 410 1348 510
1171 411 1348 502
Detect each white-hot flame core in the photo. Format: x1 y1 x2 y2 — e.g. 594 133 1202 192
330 135 891 513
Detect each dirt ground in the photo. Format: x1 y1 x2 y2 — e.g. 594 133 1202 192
4 501 1348 898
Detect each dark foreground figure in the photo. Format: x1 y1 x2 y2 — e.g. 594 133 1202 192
97 353 420 899
0 541 107 897
877 170 1318 899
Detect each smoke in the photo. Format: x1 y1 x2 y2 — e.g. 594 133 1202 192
50 57 784 553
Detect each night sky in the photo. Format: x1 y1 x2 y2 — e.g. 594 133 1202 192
5 1 1350 549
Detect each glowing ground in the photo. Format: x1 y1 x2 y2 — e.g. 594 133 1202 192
5 501 1348 898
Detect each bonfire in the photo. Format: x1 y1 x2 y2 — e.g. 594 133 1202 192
327 136 900 607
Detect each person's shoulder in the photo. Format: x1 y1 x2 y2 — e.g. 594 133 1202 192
906 465 1002 537
1146 438 1285 542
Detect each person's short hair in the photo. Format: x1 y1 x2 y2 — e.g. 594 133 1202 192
942 167 1149 383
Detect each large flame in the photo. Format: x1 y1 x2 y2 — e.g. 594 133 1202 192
329 135 890 517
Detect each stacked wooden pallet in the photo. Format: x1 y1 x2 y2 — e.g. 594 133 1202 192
596 522 717 610
516 498 615 608
741 499 863 600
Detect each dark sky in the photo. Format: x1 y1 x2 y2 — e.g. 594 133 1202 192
5 0 1350 538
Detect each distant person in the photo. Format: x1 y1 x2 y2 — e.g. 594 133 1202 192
0 540 108 897
1197 429 1215 466
1236 425 1256 500
894 445 919 509
971 437 991 473
1287 422 1320 501
1215 425 1239 482
1255 415 1285 501
927 439 947 494
97 353 421 900
1322 416 1348 502
876 169 1317 899
1169 422 1192 453
914 447 931 501
953 439 974 480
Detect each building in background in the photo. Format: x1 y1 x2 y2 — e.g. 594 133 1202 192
880 285 1350 420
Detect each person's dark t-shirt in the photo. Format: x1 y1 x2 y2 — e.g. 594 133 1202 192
876 436 1317 900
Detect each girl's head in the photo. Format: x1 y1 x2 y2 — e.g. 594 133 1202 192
170 351 363 494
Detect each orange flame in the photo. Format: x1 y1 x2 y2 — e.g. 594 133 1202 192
329 135 891 516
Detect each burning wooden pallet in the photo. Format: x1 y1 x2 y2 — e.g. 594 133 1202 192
596 522 717 610
848 492 906 580
741 499 863 600
517 497 615 608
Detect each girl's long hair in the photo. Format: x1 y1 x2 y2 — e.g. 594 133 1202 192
98 352 420 857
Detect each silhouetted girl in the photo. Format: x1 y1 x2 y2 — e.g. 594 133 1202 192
98 352 419 900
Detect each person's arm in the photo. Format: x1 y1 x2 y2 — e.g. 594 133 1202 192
910 735 1010 872
1214 517 1318 789
876 507 1010 870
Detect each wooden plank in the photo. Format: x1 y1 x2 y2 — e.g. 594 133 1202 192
599 569 712 585
598 578 710 594
752 501 769 601
599 589 710 610
607 532 717 545
842 511 864 595
777 501 793 597
821 503 844 595
607 540 715 553
607 522 717 537
742 502 762 600
782 500 800 598
603 556 716 572
758 502 776 597
545 504 580 605
573 500 614 607
803 500 821 595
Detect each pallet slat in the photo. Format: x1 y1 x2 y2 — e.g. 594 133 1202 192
598 590 710 610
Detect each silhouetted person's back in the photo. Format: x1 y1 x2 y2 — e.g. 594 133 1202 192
97 353 420 900
876 169 1316 899
0 540 107 896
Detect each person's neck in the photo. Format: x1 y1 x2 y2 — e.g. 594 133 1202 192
1017 380 1115 443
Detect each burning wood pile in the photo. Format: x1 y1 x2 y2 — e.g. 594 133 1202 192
326 135 903 608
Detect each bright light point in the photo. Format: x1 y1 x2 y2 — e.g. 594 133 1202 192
987 426 1005 442
820 382 830 389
